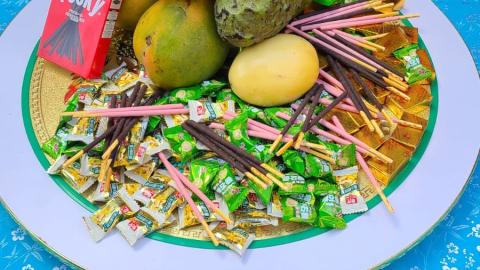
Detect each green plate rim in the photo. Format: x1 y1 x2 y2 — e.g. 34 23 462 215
21 24 438 250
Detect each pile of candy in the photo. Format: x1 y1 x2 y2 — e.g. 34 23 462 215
40 1 435 256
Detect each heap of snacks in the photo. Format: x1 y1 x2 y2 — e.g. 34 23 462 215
40 0 434 256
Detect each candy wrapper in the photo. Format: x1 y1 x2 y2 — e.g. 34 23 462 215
248 180 273 205
143 133 171 156
248 144 274 163
158 80 227 104
38 0 122 78
315 191 346 229
189 100 235 123
394 44 433 84
83 188 140 242
333 166 368 215
278 172 331 196
91 180 123 203
73 79 106 106
65 117 98 144
104 63 139 92
177 200 224 229
214 225 255 256
234 208 278 228
61 162 96 193
47 155 68 175
149 80 227 131
164 126 201 161
145 187 184 224
189 159 221 194
116 207 176 246
125 160 157 185
267 192 283 218
42 125 73 159
133 169 172 205
164 114 190 128
240 193 267 210
212 164 249 212
264 107 291 128
282 150 333 179
225 112 256 149
281 196 317 224
80 155 102 176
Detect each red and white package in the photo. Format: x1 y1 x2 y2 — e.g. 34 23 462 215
38 0 123 78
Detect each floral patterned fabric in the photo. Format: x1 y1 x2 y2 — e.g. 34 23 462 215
0 0 479 269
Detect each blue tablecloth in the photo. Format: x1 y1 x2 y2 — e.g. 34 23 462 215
0 1 479 269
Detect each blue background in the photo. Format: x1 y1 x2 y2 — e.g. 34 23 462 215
0 1 479 269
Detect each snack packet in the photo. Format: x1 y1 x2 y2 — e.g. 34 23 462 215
75 79 106 106
116 207 163 246
248 179 273 206
80 155 102 177
164 125 201 161
281 196 317 224
282 150 333 179
177 200 223 229
188 100 235 123
145 187 184 224
133 169 172 205
65 117 98 144
61 162 96 193
125 160 157 185
225 112 256 149
394 44 433 84
189 159 221 193
158 80 227 104
214 225 255 256
234 208 278 228
267 192 283 218
315 190 347 229
333 166 368 215
83 188 140 242
212 164 249 212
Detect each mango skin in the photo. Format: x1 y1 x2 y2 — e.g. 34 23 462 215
229 34 320 107
117 0 158 30
133 0 229 89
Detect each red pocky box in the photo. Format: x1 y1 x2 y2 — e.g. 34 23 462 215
38 0 123 79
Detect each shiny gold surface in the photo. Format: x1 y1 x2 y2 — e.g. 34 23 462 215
29 56 432 241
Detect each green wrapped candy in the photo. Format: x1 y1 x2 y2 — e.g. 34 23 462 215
149 80 227 131
225 112 256 149
60 94 79 126
289 193 315 205
248 180 273 205
278 172 320 195
163 126 200 161
264 107 292 129
332 144 356 168
42 136 67 160
394 44 433 84
314 180 339 196
281 196 317 224
313 0 342 6
42 125 73 159
215 0 312 47
282 150 333 179
212 164 249 212
158 80 227 105
315 191 346 229
247 144 274 163
217 89 268 123
189 160 221 193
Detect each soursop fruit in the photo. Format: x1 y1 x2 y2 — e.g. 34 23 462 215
215 0 312 47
